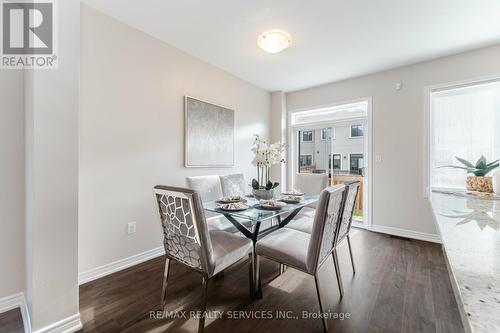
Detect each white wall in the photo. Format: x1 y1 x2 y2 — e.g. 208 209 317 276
79 6 271 273
287 44 500 236
24 0 81 330
270 91 287 188
0 71 25 299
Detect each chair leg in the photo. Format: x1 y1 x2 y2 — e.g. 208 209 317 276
332 249 344 298
314 274 328 333
248 252 255 297
198 276 209 333
347 234 356 274
161 258 171 308
280 263 284 275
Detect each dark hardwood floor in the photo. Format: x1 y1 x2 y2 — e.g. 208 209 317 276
78 229 463 333
0 308 24 333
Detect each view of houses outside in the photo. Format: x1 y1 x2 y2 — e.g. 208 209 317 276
298 123 365 176
298 123 365 221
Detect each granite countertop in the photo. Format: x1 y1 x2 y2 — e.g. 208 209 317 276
430 191 500 333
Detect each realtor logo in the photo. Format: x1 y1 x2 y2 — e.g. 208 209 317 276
1 0 57 69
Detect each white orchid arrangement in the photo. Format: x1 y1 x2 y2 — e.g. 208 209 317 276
251 135 286 190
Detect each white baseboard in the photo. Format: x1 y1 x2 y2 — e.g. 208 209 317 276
0 292 31 333
368 224 441 243
33 313 82 333
79 246 165 285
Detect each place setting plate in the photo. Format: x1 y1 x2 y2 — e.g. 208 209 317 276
281 190 305 196
253 200 287 211
216 196 247 204
279 196 303 204
217 202 250 212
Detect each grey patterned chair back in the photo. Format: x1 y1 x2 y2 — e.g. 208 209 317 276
335 181 360 245
153 185 214 274
306 185 346 273
219 173 247 197
185 175 223 203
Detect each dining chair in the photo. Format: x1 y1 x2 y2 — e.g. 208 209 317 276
294 173 329 215
332 181 360 296
153 185 254 333
219 173 277 231
219 173 247 197
284 181 361 297
186 175 238 232
186 175 223 202
255 185 346 332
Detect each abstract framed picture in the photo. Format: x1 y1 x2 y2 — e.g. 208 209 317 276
185 96 235 167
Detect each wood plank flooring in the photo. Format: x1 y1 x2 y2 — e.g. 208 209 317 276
78 229 463 333
0 308 24 333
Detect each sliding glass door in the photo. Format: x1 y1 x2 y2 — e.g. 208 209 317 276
291 100 370 226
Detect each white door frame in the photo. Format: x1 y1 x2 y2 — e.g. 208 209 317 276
287 97 373 228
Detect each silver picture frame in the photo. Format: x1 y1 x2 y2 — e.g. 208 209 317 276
184 96 235 167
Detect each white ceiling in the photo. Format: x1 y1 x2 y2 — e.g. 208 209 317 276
82 0 500 92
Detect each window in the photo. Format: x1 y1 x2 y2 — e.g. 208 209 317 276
299 155 313 167
350 124 364 137
430 80 500 189
321 127 333 140
329 154 341 170
350 154 364 174
302 131 313 142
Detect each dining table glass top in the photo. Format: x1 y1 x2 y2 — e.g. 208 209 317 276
203 195 319 222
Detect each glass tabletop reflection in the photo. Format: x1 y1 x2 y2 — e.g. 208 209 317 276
203 195 319 222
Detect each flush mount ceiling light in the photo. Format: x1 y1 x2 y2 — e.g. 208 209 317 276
257 30 292 54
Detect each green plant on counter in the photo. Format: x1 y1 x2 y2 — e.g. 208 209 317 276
440 155 499 177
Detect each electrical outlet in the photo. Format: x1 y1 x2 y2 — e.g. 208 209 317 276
375 155 382 163
127 222 136 234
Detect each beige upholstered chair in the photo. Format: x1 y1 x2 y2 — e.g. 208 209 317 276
219 173 247 197
294 173 329 196
285 181 360 296
294 173 329 216
153 185 254 333
255 185 346 332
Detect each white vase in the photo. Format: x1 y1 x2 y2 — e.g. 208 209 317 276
493 170 500 194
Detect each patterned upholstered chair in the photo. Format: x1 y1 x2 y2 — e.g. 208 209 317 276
186 175 238 232
153 185 254 333
186 175 223 202
284 181 360 296
219 173 247 197
219 173 276 232
331 181 361 296
255 185 346 332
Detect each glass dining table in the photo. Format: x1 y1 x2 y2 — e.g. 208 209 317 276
203 195 319 243
203 195 319 298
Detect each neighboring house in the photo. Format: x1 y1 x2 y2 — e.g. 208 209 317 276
299 123 364 175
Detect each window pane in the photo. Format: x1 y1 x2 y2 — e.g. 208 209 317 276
431 81 500 189
351 125 363 137
350 154 364 174
321 127 333 140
